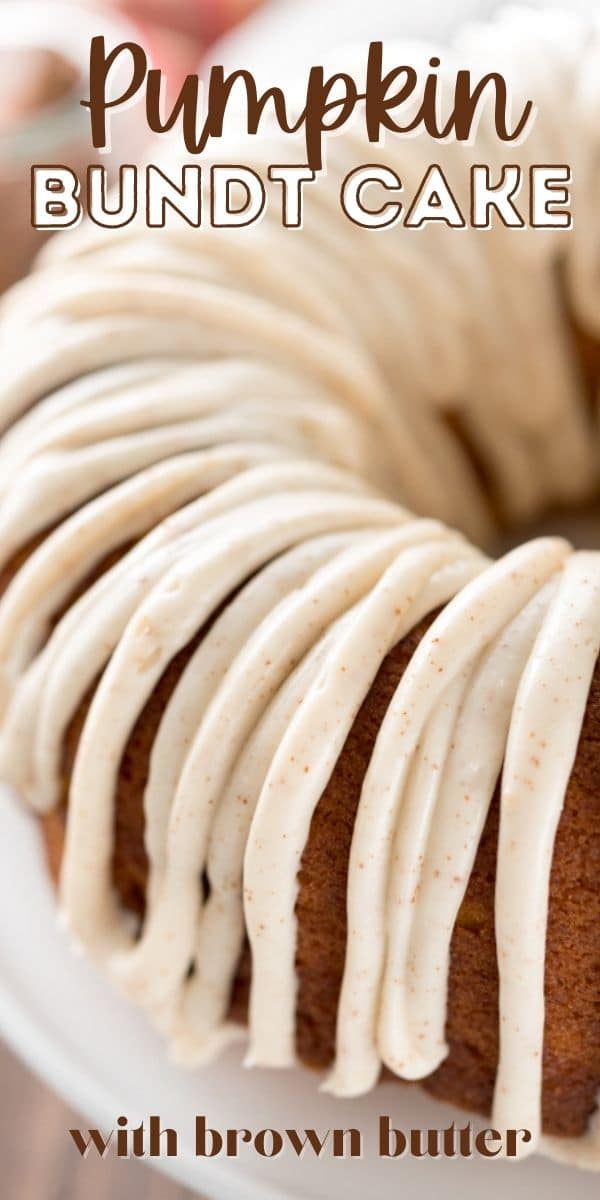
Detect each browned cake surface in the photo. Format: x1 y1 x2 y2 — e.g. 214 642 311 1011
41 613 600 1141
572 318 600 407
16 312 600 1145
291 627 600 1137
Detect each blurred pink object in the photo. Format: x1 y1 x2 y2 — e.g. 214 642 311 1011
124 0 261 42
106 0 262 77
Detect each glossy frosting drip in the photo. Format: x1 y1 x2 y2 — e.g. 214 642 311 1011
0 5 598 1169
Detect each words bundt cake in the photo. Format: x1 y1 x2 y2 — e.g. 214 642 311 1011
0 6 598 1169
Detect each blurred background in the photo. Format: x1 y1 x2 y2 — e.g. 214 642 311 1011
1 1039 195 1198
0 0 261 296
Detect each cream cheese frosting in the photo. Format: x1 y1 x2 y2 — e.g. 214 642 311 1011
0 4 598 1169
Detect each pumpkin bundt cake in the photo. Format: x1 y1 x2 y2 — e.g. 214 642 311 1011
0 6 598 1170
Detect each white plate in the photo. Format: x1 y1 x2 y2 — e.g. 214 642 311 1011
0 789 596 1199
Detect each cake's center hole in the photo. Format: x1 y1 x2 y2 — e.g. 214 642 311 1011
495 500 600 556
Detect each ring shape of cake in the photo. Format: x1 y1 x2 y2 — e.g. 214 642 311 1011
0 5 598 1170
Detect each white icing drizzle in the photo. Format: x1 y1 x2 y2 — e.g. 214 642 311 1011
0 5 598 1171
494 553 600 1151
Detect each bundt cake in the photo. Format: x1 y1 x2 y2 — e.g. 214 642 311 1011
0 5 598 1170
